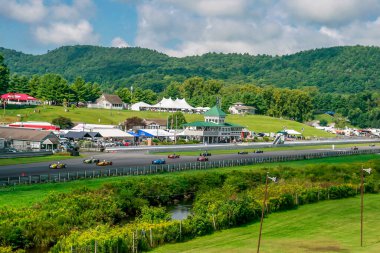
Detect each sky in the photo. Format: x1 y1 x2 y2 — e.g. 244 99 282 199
1 0 380 56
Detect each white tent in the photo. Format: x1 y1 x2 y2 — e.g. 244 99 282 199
72 123 117 131
96 129 134 138
139 129 174 137
152 97 194 110
286 129 302 135
131 102 151 111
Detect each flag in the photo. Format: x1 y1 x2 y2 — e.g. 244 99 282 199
363 168 372 174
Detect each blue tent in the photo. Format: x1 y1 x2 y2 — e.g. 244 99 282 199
137 129 154 137
127 131 140 137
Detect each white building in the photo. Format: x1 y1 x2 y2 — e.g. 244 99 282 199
228 102 255 115
182 106 245 143
87 94 124 110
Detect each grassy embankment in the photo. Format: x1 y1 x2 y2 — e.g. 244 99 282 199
0 154 378 209
0 154 83 166
152 194 380 253
1 105 334 137
156 143 378 156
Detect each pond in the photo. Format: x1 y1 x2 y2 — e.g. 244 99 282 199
168 201 193 220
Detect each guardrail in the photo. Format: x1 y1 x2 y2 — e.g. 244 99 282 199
1 148 379 187
0 151 53 159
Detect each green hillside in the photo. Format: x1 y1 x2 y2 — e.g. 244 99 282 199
1 45 380 93
152 194 380 253
1 106 334 137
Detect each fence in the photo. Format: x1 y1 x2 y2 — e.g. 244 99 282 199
1 148 379 187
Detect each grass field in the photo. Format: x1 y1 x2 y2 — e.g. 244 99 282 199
1 154 378 209
0 105 334 137
156 143 378 156
0 154 82 166
152 194 380 253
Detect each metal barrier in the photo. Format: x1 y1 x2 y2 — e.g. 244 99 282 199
0 148 379 187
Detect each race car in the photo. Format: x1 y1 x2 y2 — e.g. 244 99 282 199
254 150 264 153
238 151 248 154
49 162 66 169
152 158 166 165
83 157 100 164
96 160 113 166
168 154 180 159
197 156 209 162
200 151 211 156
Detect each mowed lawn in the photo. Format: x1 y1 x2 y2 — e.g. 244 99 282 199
156 143 379 156
152 194 380 253
0 154 82 166
1 106 333 137
0 154 378 209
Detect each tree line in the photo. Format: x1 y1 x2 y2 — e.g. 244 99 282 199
1 45 380 94
1 53 379 127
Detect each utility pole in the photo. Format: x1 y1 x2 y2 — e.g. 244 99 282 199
361 165 372 247
257 172 277 253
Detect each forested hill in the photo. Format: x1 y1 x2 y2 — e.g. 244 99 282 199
1 45 380 93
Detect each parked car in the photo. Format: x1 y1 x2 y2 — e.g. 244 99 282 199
168 154 180 159
83 157 100 164
5 148 17 153
152 158 166 164
238 151 248 154
200 151 211 156
254 150 264 153
96 160 113 166
49 162 66 169
197 156 209 162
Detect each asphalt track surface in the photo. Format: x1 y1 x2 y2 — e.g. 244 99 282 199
1 146 379 177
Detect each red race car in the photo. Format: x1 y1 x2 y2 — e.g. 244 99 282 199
197 156 209 162
168 154 180 159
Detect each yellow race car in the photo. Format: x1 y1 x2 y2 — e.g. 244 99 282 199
49 162 66 169
96 160 113 166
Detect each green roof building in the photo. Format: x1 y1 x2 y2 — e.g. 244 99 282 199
182 106 245 143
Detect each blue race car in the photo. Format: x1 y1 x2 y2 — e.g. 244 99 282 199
152 158 166 164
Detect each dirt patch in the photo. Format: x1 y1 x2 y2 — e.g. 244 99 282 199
299 244 350 252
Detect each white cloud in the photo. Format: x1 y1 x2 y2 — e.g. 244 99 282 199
50 0 95 21
0 0 47 23
35 20 99 45
162 0 250 17
133 0 380 56
111 37 130 48
282 0 380 25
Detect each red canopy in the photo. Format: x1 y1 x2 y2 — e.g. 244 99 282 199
1 93 37 101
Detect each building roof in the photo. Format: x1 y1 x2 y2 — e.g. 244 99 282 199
64 131 92 139
233 105 255 110
204 106 226 117
1 93 37 101
0 126 58 142
99 94 123 104
144 118 167 126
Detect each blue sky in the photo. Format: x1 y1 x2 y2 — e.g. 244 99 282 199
1 0 380 56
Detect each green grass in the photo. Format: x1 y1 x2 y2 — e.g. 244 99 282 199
0 154 82 166
1 105 334 137
1 154 378 209
156 143 378 156
152 194 380 253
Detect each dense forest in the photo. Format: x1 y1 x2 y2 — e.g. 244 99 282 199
0 45 379 128
1 45 380 93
